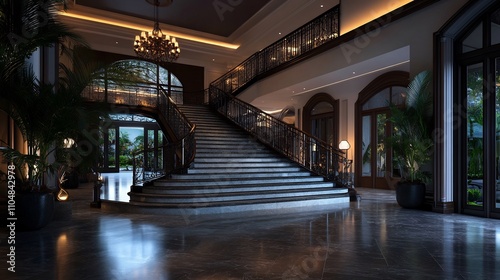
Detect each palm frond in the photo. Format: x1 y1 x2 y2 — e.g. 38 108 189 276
388 70 434 182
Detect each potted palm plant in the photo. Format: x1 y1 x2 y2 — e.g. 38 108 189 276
0 0 90 230
389 70 433 208
1 1 152 230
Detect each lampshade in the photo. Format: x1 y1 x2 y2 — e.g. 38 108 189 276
338 140 351 150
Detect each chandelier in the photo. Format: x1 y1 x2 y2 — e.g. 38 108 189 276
134 0 180 62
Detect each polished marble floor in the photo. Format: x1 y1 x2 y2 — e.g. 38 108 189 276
1 183 500 280
100 172 134 202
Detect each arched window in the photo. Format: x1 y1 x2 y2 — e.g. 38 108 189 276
92 59 184 104
355 71 409 190
303 93 339 147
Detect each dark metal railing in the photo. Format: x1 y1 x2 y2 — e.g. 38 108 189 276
82 82 196 186
208 86 348 184
210 5 339 95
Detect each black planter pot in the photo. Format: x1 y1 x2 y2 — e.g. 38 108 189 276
16 192 55 230
396 182 426 209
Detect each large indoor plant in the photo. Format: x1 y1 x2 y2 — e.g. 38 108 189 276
389 70 433 208
0 0 89 230
0 0 143 229
1 1 147 229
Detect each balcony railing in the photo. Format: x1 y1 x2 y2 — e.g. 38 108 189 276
208 86 348 184
82 82 196 186
206 5 349 184
210 5 339 96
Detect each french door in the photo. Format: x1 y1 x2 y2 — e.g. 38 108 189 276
359 111 391 189
462 58 500 217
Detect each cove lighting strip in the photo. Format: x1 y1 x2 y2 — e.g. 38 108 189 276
58 11 240 50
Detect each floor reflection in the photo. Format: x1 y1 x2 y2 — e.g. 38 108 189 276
98 217 165 279
9 187 500 279
100 172 133 202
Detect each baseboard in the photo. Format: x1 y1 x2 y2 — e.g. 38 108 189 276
432 201 455 214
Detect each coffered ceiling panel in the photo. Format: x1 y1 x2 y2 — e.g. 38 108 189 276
75 0 271 37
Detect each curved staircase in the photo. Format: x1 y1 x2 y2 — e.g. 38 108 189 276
128 105 349 215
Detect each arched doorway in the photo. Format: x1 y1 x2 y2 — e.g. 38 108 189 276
453 3 500 217
93 59 184 172
355 71 409 189
303 93 339 147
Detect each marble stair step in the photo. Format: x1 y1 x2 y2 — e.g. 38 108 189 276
186 166 302 174
130 187 346 204
193 157 288 163
127 193 349 215
195 151 274 157
153 176 325 187
143 181 335 194
191 161 295 168
170 171 312 180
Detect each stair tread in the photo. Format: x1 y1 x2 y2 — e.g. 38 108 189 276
149 180 332 190
154 175 324 183
135 187 344 197
128 192 349 208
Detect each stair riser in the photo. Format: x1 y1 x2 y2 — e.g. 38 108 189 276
187 167 302 174
125 196 350 215
143 183 335 194
196 144 265 150
196 140 263 145
153 177 325 187
194 158 288 163
171 172 311 180
195 152 276 157
192 162 294 168
130 189 347 204
195 130 246 136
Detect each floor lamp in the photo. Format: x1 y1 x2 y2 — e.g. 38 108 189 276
338 140 351 187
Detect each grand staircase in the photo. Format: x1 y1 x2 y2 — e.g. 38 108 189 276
128 105 349 215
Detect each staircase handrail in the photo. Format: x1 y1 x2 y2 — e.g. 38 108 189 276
132 86 196 186
81 80 196 186
208 86 349 184
210 5 339 96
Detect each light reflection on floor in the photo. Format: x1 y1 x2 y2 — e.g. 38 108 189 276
12 187 500 279
100 172 133 202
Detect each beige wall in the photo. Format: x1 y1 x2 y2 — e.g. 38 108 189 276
238 0 468 173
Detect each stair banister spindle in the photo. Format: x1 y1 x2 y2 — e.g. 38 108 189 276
181 138 185 166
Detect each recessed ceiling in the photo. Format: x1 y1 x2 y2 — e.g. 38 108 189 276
74 0 271 37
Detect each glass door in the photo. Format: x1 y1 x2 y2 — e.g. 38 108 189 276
463 59 500 216
97 126 119 172
359 112 390 189
495 58 500 211
465 63 484 208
